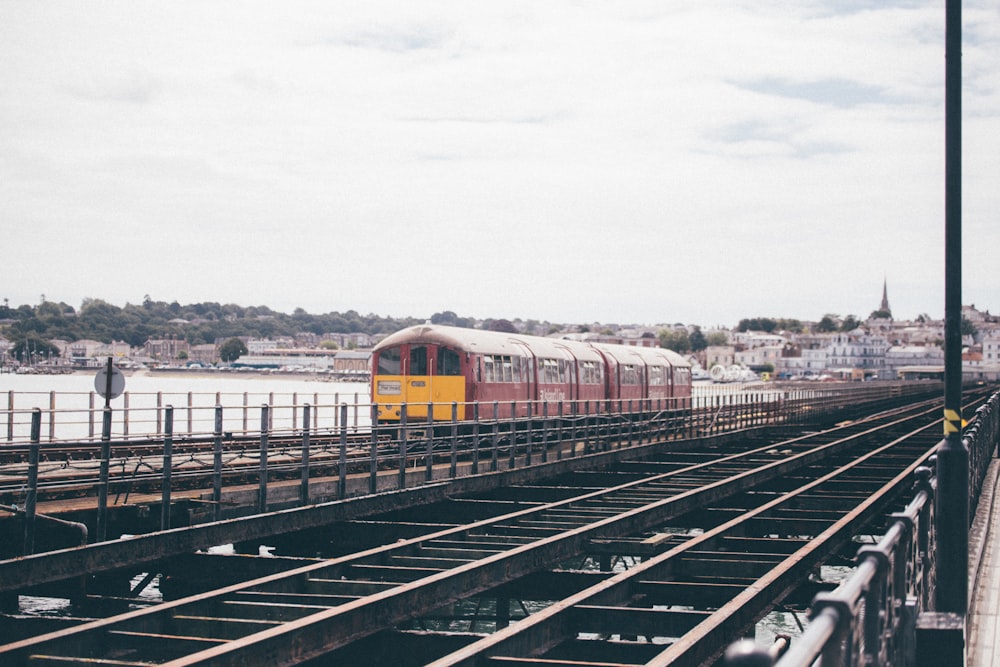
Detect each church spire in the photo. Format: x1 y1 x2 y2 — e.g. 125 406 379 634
880 277 892 317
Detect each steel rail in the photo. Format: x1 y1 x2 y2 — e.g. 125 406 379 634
0 396 947 594
425 420 945 667
0 399 956 666
0 400 952 592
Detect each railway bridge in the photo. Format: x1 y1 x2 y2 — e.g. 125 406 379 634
0 381 998 666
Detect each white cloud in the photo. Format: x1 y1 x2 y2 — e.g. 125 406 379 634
0 1 996 326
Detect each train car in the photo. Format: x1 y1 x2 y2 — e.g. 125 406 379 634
371 324 691 423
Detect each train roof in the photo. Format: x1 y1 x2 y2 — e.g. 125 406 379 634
374 325 690 368
591 343 691 368
374 325 602 360
374 325 529 356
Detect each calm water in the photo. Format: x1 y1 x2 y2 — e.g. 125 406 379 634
1 371 370 442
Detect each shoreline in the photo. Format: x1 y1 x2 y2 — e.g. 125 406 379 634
4 366 369 384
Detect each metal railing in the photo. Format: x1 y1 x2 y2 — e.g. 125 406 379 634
1 382 937 445
725 389 1000 667
2 382 948 559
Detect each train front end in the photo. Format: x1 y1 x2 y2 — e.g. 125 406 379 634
371 326 468 423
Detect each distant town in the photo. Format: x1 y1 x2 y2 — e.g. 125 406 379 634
1 290 998 382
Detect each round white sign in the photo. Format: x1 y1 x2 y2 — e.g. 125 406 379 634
95 366 126 399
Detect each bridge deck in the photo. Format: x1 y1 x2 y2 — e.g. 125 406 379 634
969 457 1000 665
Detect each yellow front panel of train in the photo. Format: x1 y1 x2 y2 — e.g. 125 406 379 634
374 376 466 421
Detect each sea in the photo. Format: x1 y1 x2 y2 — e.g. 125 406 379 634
0 370 370 442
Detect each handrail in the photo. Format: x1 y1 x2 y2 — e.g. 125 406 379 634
725 389 1000 667
1 381 942 445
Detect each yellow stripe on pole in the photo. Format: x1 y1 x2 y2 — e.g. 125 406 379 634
942 408 962 435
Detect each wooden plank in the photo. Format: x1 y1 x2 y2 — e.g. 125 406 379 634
305 577 396 596
231 590 358 606
218 600 334 622
571 605 711 638
23 657 151 666
168 614 282 640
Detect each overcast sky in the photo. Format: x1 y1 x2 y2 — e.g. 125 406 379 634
1 2 997 328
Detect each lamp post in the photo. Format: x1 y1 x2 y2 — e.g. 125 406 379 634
935 0 967 616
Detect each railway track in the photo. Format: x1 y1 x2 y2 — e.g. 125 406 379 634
0 392 980 666
0 406 688 507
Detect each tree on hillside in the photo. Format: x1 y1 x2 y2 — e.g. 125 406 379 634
840 315 860 331
706 332 729 347
962 317 978 337
658 328 691 353
688 326 707 352
816 315 838 333
487 319 517 333
10 335 60 363
219 338 248 363
737 318 777 333
431 311 475 328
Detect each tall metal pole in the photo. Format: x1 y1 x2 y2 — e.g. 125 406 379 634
936 0 967 615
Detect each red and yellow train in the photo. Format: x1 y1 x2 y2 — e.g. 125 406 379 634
371 324 692 422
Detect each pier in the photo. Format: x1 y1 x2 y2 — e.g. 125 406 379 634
0 381 997 665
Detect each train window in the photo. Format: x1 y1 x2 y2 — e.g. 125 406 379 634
377 347 401 375
410 346 428 375
621 364 640 385
540 359 554 384
482 355 523 383
539 358 566 384
649 366 665 386
579 360 603 384
438 347 462 376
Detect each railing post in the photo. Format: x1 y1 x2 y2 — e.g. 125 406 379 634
472 402 480 474
156 392 163 436
48 391 56 442
426 402 435 482
122 392 129 439
258 404 270 513
369 405 379 494
541 402 549 463
491 401 499 472
6 390 13 442
449 402 458 479
23 409 41 555
300 403 311 506
96 406 112 542
353 392 359 431
525 400 533 466
557 402 564 460
160 406 173 531
212 405 223 522
627 399 634 448
508 401 517 469
618 399 625 448
338 403 348 499
398 404 408 489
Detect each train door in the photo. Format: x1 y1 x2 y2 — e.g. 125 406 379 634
511 342 533 409
403 343 467 421
405 344 433 410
